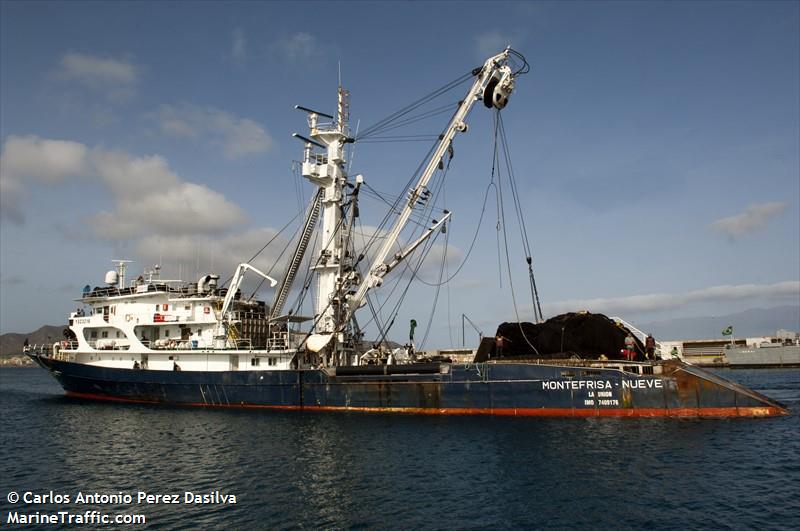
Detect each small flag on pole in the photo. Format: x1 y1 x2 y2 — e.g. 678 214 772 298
722 326 733 336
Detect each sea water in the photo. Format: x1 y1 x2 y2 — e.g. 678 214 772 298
1 367 798 529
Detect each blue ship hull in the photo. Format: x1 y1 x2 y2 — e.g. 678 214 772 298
31 355 787 417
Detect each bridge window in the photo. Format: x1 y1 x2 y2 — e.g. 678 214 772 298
251 358 260 367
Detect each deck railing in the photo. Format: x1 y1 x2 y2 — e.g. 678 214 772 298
82 284 233 300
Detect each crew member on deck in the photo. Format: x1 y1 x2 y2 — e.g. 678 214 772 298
645 334 656 359
495 335 509 357
624 334 635 361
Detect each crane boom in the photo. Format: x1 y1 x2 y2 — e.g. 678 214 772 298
344 49 517 320
220 263 277 319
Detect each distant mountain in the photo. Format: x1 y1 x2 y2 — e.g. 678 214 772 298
0 325 67 359
640 306 800 341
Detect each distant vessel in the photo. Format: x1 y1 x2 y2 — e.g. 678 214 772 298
725 340 800 368
26 49 787 417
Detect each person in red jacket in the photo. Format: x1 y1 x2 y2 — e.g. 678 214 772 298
624 334 635 360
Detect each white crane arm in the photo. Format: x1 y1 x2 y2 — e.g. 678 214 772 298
220 263 278 319
345 49 516 318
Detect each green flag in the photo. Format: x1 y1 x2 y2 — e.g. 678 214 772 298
409 319 417 340
722 326 733 336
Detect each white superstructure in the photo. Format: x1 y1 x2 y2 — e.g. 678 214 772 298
54 260 298 371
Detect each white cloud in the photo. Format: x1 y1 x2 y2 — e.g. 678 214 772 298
133 228 289 295
711 202 790 240
92 182 246 239
91 150 181 197
89 149 246 239
151 104 272 159
273 33 319 61
222 118 272 158
1 135 88 183
547 281 800 316
475 31 514 60
56 52 140 100
0 175 24 224
160 116 197 138
231 28 246 65
0 135 89 223
0 135 245 236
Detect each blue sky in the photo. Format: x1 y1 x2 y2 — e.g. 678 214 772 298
1 1 798 346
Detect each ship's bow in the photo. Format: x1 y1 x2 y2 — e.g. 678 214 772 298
662 360 788 416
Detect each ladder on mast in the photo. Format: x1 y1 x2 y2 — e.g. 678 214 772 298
270 189 323 318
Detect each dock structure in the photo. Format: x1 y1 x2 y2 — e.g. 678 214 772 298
661 335 799 368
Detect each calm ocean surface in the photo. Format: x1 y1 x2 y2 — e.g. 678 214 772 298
1 367 798 530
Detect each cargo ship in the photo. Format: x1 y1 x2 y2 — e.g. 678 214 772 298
26 49 787 417
725 340 800 368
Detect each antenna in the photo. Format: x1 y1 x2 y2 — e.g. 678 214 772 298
292 133 326 149
294 105 333 119
111 259 133 289
347 118 361 173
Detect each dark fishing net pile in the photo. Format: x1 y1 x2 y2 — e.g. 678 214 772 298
494 312 645 360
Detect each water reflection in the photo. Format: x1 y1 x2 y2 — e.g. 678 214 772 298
2 368 798 530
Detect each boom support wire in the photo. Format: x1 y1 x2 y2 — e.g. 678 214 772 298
492 112 544 326
497 113 544 322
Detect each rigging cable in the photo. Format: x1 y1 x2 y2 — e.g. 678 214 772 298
498 113 544 322
492 111 541 356
248 221 306 301
357 72 473 140
489 128 503 289
362 102 456 138
356 219 442 341
219 209 303 290
419 222 449 347
353 70 480 259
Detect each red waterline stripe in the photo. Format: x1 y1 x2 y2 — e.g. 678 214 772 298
64 392 787 417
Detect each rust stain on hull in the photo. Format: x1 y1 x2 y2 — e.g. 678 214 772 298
65 392 787 417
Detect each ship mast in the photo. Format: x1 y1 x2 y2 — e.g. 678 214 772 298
296 86 356 362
